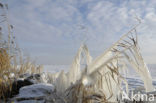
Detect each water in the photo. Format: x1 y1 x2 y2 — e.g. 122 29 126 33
43 64 156 90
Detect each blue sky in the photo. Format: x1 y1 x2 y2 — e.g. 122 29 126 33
2 0 156 65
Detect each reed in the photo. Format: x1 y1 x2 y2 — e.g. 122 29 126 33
54 20 154 103
0 2 43 100
0 48 11 99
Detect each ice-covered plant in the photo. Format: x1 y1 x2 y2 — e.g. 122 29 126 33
54 20 154 103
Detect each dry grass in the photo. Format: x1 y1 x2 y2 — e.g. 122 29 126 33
18 56 43 75
0 2 43 100
0 48 12 99
0 48 43 99
0 47 43 100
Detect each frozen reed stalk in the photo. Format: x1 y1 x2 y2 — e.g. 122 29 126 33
54 22 154 102
121 33 154 92
55 70 68 94
54 44 92 94
67 44 92 86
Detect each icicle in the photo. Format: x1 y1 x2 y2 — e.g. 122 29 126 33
133 46 154 92
54 22 154 103
55 70 67 94
123 45 154 92
67 44 92 87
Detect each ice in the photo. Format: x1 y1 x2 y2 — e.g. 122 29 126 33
67 44 92 86
41 24 155 102
52 44 92 93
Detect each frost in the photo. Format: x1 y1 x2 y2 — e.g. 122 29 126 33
51 22 154 102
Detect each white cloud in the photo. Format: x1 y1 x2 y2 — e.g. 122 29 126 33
3 0 156 64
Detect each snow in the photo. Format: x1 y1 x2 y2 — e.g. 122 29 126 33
17 83 55 98
14 100 45 103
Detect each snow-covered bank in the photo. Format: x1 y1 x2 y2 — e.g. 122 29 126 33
12 83 63 103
